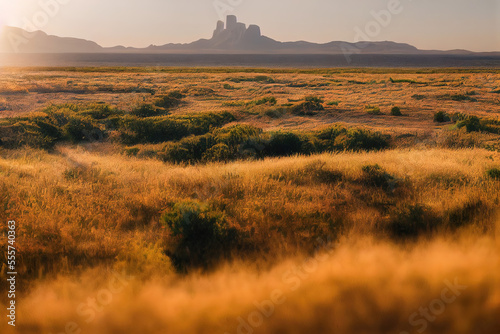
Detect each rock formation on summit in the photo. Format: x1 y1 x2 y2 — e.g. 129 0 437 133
206 15 277 50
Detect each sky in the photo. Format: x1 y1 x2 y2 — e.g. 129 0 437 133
0 0 498 52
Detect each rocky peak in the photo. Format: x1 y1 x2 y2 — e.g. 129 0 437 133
211 15 262 48
213 20 225 38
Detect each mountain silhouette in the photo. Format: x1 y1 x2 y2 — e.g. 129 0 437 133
0 26 101 53
0 16 487 54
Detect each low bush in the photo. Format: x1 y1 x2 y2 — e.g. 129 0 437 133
292 96 324 116
365 105 382 115
162 134 215 163
130 103 159 117
360 164 398 193
456 115 481 132
411 94 425 100
479 119 500 135
434 111 451 123
264 108 285 118
161 125 262 163
486 168 500 180
202 143 232 162
389 77 417 84
213 124 262 148
386 204 438 240
154 91 185 109
265 132 304 156
254 96 277 106
438 93 478 102
64 117 104 143
390 106 402 116
445 199 490 230
222 101 246 107
79 103 122 120
119 112 235 145
161 201 241 271
334 128 389 151
183 87 215 97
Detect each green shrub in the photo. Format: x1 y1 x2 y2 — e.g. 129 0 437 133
0 120 60 149
479 119 500 135
390 106 402 116
327 101 340 106
389 77 417 84
438 93 478 102
292 96 324 115
162 134 215 163
213 125 262 148
264 108 285 118
130 104 158 117
119 117 189 144
222 101 246 107
334 128 389 151
237 136 268 159
119 112 235 145
411 94 425 100
79 103 121 120
387 204 438 239
161 201 241 271
487 168 500 180
287 82 308 88
445 199 490 230
63 117 104 143
314 125 389 152
124 147 140 157
365 105 382 115
434 111 451 123
202 143 232 162
451 112 469 122
255 96 277 106
265 132 304 156
154 91 185 109
361 164 395 192
305 96 324 104
0 104 116 148
456 116 481 132
162 143 192 163
33 119 64 141
161 125 262 163
316 125 346 144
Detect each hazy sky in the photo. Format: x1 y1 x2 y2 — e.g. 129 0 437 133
0 0 498 51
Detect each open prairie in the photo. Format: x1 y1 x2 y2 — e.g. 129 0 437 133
0 67 499 334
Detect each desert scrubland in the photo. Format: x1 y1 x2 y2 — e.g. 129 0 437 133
0 67 499 333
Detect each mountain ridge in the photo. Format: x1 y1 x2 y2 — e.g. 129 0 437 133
0 16 496 55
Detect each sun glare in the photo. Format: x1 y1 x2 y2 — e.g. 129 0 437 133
0 1 22 29
0 12 5 30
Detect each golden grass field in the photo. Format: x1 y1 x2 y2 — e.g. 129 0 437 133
0 67 499 333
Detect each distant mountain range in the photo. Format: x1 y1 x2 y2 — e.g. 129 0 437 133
0 16 494 55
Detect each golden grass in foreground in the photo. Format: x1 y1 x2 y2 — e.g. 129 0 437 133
0 147 499 333
1 234 499 334
0 147 499 275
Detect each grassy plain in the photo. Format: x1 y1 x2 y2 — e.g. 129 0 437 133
0 67 499 333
